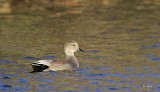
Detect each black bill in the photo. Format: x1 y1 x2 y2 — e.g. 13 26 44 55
79 48 85 52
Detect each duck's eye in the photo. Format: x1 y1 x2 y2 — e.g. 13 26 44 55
72 44 75 46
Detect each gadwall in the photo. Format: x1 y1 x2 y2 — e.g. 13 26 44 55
31 40 84 72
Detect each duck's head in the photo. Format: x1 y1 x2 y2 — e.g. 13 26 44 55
64 40 84 55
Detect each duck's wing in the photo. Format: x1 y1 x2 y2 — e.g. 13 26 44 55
31 60 68 72
50 59 68 64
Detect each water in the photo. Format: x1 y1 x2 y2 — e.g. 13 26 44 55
0 0 160 92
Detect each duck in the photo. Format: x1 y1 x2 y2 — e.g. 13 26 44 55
31 40 84 72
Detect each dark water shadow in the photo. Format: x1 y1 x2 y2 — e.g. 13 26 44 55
23 55 58 60
128 28 142 32
144 54 160 61
141 42 160 49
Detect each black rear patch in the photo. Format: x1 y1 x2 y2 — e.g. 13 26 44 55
31 64 49 73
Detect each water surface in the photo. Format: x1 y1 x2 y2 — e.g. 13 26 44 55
0 0 160 92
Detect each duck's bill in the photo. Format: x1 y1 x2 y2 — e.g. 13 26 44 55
79 48 85 52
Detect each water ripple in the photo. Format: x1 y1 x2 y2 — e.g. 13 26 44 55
141 42 160 49
144 54 160 61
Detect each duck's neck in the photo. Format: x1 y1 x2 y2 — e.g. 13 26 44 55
66 54 79 69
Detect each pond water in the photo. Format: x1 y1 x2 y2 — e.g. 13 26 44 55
0 0 160 92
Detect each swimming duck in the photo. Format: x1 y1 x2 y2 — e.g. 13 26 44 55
31 40 84 72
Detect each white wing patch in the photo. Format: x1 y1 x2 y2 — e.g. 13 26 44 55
33 60 53 66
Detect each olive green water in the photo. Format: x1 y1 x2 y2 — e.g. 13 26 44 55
0 0 160 92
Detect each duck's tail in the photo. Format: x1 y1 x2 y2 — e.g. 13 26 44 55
30 61 49 73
